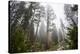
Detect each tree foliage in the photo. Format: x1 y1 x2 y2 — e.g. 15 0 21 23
64 4 78 49
9 1 78 53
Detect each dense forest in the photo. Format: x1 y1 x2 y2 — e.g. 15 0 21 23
9 1 78 53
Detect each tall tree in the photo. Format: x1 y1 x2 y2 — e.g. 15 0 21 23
46 5 56 49
64 4 78 49
9 1 27 52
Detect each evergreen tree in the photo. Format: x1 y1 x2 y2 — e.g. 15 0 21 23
64 4 78 49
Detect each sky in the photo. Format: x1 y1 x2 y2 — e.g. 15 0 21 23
40 2 69 30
